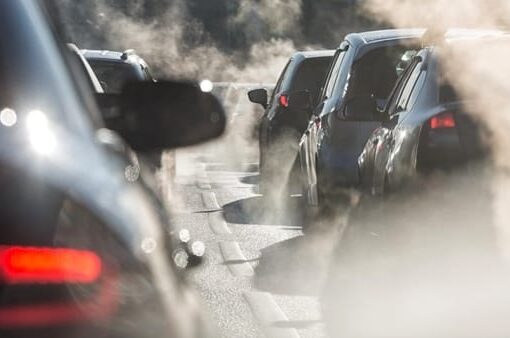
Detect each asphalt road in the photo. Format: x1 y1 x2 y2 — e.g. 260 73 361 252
163 146 336 338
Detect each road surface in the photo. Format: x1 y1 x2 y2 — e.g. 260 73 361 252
162 145 338 338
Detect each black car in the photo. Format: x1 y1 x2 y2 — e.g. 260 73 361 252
248 50 334 196
357 31 503 197
0 1 225 337
81 49 155 93
297 29 423 209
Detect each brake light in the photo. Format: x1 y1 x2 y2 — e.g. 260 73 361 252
0 246 102 284
278 94 289 108
430 111 456 129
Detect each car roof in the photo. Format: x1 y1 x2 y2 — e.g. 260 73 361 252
288 50 335 66
294 50 335 59
345 29 426 46
81 49 145 65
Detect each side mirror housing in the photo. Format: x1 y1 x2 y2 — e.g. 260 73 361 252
103 80 226 152
287 90 312 111
248 88 268 109
341 96 383 122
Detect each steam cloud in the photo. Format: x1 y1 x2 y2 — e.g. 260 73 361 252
319 1 510 337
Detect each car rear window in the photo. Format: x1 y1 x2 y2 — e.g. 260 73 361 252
89 61 143 93
290 57 332 104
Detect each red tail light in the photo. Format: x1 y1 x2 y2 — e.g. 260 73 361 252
0 246 102 284
278 94 289 108
0 246 119 328
430 111 456 129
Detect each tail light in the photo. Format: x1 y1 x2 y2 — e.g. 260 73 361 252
0 246 101 284
278 94 289 108
0 246 119 328
430 111 456 129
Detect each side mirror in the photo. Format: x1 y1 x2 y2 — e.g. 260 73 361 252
248 88 268 109
341 96 382 122
287 90 312 111
103 80 226 152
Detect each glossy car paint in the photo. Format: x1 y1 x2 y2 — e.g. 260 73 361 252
0 2 207 337
358 39 493 196
299 30 424 206
257 50 334 192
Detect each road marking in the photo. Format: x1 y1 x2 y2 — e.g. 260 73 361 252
244 291 300 338
207 212 231 235
201 191 220 210
219 242 255 277
197 182 212 190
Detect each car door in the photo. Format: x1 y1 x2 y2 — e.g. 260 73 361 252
260 60 291 172
299 44 349 204
361 56 424 195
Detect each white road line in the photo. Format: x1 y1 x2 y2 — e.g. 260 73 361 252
207 212 232 235
201 191 221 210
197 182 212 190
244 291 300 338
218 242 255 277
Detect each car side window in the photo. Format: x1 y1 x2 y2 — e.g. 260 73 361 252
389 58 423 115
269 60 291 104
322 44 348 100
386 59 417 115
405 71 426 110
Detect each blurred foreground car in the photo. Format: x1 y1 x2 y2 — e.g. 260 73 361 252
68 43 203 266
0 1 225 337
247 50 334 196
297 29 423 209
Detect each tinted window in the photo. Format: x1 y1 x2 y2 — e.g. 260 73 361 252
392 58 424 114
290 57 332 104
323 47 348 100
269 60 291 103
347 46 414 101
386 58 420 115
89 61 144 93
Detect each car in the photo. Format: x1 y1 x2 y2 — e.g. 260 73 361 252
247 50 334 196
68 42 206 266
0 1 225 337
297 29 424 210
82 48 168 168
357 30 504 197
321 31 510 338
81 48 155 94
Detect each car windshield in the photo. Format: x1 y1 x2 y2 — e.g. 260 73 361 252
89 61 143 93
